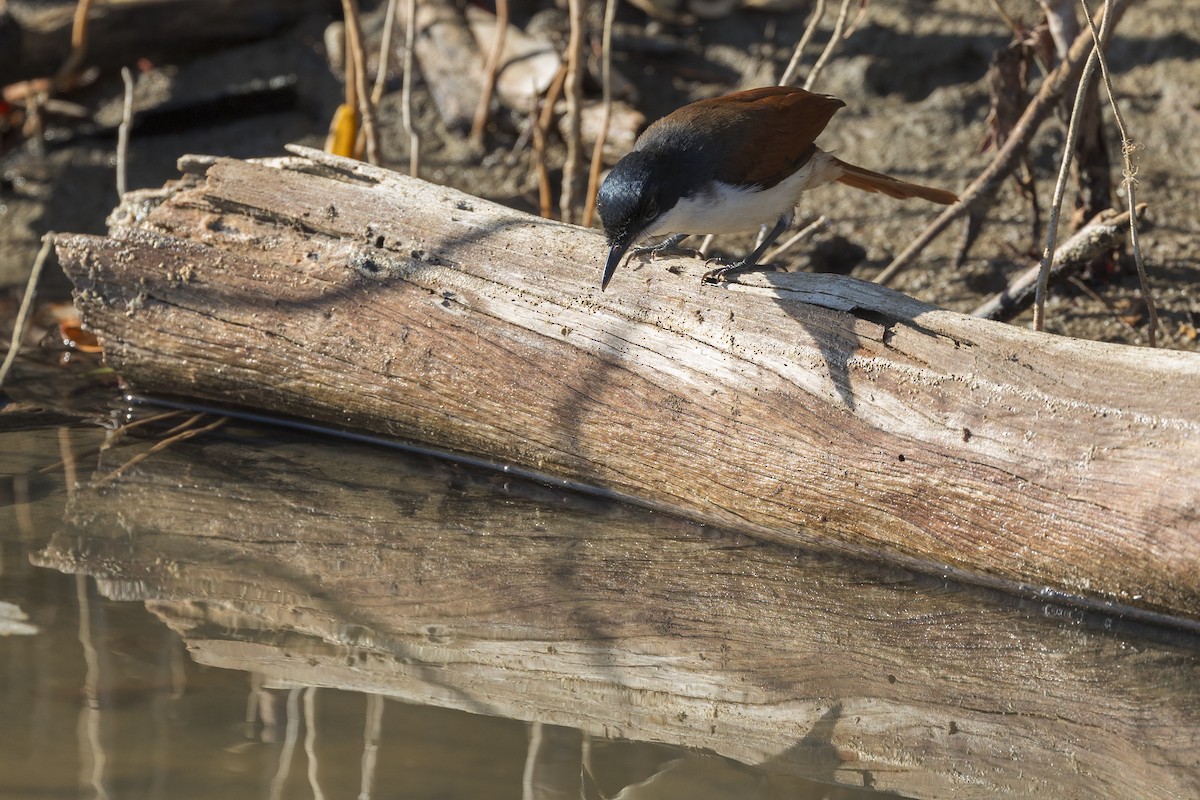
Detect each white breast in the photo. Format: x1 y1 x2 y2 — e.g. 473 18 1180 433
646 149 843 238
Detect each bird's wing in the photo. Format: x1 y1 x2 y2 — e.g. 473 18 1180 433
700 87 846 189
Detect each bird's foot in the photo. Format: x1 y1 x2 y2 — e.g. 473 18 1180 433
701 258 777 284
630 234 697 261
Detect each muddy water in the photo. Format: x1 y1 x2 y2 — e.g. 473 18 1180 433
1 416 1198 799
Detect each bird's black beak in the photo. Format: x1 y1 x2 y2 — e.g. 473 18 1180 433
601 236 631 291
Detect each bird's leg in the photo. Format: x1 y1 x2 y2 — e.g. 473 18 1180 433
702 214 792 284
630 233 695 260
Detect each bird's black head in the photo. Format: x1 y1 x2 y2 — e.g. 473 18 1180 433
596 150 681 290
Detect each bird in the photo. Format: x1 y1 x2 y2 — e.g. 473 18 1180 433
596 86 958 290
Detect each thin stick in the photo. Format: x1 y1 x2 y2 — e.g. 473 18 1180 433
401 0 420 176
779 0 826 86
803 0 852 92
339 10 361 155
37 412 186 478
1080 0 1157 346
0 234 55 389
371 0 400 107
358 694 384 800
559 0 585 224
116 67 134 199
989 0 1021 38
530 91 553 218
54 0 93 92
342 0 381 165
95 416 228 484
842 0 871 38
581 0 618 228
765 216 826 262
1067 276 1140 339
1033 0 1112 332
59 427 78 496
303 688 325 800
873 0 1130 286
24 83 46 160
531 65 567 218
159 411 209 439
993 0 1051 76
538 65 568 142
470 0 509 149
528 69 559 219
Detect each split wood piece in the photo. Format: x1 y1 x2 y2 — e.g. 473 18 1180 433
971 204 1145 321
33 425 1200 799
55 149 1200 622
1 0 327 86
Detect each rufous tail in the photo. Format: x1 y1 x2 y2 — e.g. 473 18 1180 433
832 158 958 205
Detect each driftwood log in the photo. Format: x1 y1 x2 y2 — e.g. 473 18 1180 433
55 148 1200 621
32 424 1200 799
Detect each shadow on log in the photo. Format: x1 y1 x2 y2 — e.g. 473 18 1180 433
32 423 1200 799
54 147 1200 621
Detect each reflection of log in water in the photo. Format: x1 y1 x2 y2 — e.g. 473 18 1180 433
34 424 1200 799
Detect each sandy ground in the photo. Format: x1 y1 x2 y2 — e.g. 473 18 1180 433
2 0 1197 351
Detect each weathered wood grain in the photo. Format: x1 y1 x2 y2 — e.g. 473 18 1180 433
56 148 1200 620
34 425 1200 799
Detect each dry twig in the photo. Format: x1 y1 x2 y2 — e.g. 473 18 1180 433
765 216 827 262
559 0 585 224
582 0 618 228
531 65 568 219
803 0 853 92
873 0 1130 286
36 412 185 478
58 428 77 497
1066 276 1141 339
53 0 93 93
371 0 400 107
1032 0 1113 332
116 67 134 199
0 234 55 389
341 0 381 165
778 0 826 87
1080 0 1158 346
470 0 509 148
401 0 420 176
96 415 229 485
989 0 1022 38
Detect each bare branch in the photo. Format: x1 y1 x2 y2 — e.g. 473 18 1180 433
803 0 853 92
778 0 826 87
874 0 1131 286
582 0 618 228
1080 0 1158 346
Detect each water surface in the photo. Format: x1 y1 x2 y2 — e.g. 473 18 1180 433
2 400 1198 799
